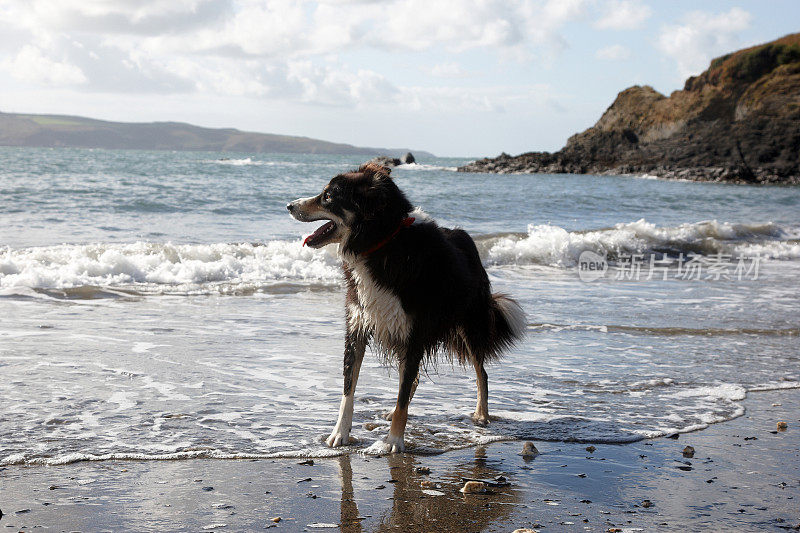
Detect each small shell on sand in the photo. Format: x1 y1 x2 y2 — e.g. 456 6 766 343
271 517 281 523
364 422 381 431
512 529 538 533
641 499 653 508
460 481 487 494
682 446 695 458
777 421 788 430
520 442 539 457
416 466 431 474
420 480 437 489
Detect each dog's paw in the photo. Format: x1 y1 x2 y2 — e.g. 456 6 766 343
471 413 490 426
326 428 350 448
384 433 405 453
383 409 394 421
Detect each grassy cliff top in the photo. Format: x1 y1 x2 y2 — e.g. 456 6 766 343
582 32 800 143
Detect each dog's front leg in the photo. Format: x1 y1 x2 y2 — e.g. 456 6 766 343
326 332 366 447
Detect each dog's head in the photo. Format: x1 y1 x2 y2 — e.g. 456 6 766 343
287 162 413 253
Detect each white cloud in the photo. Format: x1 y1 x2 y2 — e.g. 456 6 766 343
2 45 87 85
399 83 559 114
594 0 651 30
430 62 469 78
657 7 752 79
9 0 233 35
0 0 585 110
596 44 631 61
286 61 399 106
131 0 588 60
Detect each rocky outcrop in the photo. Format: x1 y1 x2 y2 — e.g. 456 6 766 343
459 33 800 185
367 152 416 167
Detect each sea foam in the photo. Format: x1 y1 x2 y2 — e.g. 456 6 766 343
483 219 798 267
1 220 796 294
0 240 341 294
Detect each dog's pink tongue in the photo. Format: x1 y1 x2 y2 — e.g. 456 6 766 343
303 221 334 246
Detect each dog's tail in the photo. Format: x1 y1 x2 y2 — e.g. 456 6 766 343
485 293 526 359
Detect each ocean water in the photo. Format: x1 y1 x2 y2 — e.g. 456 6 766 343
1 147 799 465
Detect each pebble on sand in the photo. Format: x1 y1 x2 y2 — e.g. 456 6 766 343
512 529 539 533
777 421 788 430
271 517 281 523
520 442 539 457
420 480 437 489
682 446 695 458
364 422 381 431
641 499 653 508
585 446 596 453
460 481 487 494
415 466 431 475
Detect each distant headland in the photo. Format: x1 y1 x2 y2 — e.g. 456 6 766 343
459 33 800 185
0 111 433 158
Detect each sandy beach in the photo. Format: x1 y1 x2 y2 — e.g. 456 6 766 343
1 388 797 532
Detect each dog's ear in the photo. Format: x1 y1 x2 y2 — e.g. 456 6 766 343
358 162 392 180
353 163 393 218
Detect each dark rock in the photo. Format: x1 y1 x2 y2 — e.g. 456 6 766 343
400 152 415 164
457 34 800 185
366 155 402 168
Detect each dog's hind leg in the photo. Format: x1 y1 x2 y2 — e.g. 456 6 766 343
326 332 367 447
471 359 490 426
385 351 422 453
384 372 418 421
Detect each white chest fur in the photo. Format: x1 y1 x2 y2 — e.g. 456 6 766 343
342 254 411 349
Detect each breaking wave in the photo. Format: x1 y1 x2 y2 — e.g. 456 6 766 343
395 162 458 172
1 219 797 296
0 241 342 296
207 157 264 166
479 219 800 267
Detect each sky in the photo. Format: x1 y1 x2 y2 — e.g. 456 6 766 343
0 1 798 157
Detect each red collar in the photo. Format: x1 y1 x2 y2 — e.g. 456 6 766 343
362 217 415 256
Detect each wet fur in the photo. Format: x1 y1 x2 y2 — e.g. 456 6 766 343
288 163 525 452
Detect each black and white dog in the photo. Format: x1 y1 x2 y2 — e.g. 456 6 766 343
287 163 525 452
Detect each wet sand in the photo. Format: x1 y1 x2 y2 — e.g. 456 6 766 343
1 389 798 532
